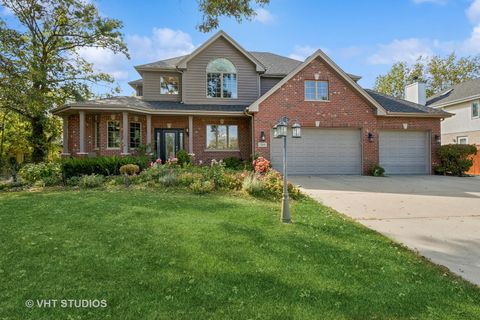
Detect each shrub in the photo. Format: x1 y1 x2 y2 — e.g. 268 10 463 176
253 156 270 174
79 174 104 189
242 173 264 197
138 167 167 183
223 157 243 170
120 164 140 176
176 150 192 167
208 159 226 188
220 171 247 190
61 156 149 178
262 170 302 200
178 172 204 187
190 180 215 194
158 172 179 187
66 176 81 187
436 144 477 176
19 162 62 184
369 164 385 177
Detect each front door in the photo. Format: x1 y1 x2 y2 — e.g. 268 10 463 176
154 129 184 162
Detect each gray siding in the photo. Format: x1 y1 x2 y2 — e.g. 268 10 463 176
260 77 282 96
142 71 182 102
183 37 259 105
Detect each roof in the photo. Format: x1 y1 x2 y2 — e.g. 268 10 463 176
248 49 387 115
365 90 451 116
427 78 480 107
53 96 247 115
128 79 143 87
134 50 362 79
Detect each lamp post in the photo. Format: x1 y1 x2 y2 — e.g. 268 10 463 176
273 117 301 223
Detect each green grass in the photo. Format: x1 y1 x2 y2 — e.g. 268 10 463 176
0 189 479 319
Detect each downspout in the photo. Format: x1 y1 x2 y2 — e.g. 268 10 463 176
244 107 255 160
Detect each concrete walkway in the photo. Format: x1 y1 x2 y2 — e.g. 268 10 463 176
290 175 480 285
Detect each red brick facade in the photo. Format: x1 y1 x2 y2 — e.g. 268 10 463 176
252 57 441 174
64 113 251 163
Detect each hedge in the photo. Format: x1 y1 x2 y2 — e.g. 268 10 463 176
436 144 477 176
61 156 150 178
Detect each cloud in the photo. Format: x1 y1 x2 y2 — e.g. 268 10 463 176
339 46 366 58
288 45 320 61
127 27 195 61
412 0 447 4
367 38 438 64
77 47 129 81
254 8 275 24
467 0 480 24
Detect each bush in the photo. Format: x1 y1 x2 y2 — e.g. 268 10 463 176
369 164 385 177
220 171 247 190
262 170 302 200
176 150 192 167
208 159 226 188
223 157 243 170
158 172 179 187
19 162 62 184
242 173 264 197
190 180 215 194
178 172 204 187
436 144 477 176
61 156 149 178
120 164 140 176
253 156 270 174
79 174 104 189
66 176 81 187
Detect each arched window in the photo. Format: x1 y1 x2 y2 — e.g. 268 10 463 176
206 58 237 99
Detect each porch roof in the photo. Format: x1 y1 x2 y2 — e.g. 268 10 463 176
52 96 248 116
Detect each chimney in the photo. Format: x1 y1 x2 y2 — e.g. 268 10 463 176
404 81 426 106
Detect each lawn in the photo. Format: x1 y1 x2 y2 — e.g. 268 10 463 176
0 189 479 319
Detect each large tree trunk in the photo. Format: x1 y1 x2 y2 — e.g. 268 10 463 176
31 116 47 163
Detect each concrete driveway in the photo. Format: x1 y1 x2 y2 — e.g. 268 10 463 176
290 175 480 285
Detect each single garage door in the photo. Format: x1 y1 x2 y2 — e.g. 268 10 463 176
379 131 430 175
270 128 361 175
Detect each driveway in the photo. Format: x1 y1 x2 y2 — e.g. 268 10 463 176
290 175 480 285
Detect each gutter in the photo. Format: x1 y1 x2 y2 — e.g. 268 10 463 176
380 111 453 118
429 94 480 109
244 107 255 159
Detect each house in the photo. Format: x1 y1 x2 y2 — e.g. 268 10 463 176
427 79 480 146
53 31 450 175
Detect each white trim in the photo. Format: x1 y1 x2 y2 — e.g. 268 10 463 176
160 75 180 95
204 149 240 152
177 30 265 72
431 94 480 109
205 124 239 150
457 136 469 144
79 111 86 154
188 116 193 154
304 80 329 101
129 121 142 148
248 49 387 115
107 120 121 149
471 101 479 119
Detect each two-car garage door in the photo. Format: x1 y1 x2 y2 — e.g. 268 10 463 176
270 128 362 175
270 128 430 175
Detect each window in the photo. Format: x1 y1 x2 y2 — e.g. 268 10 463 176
206 125 239 150
457 136 468 145
94 119 100 149
107 120 120 149
472 102 479 118
160 76 179 95
305 80 329 101
130 122 141 148
206 58 237 98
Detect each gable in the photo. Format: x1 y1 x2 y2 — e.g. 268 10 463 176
249 50 386 115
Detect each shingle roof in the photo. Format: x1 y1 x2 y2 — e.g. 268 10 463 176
62 96 246 113
128 79 143 86
365 89 450 115
427 78 480 107
134 51 361 79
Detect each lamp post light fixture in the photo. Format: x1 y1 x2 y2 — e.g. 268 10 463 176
273 116 301 223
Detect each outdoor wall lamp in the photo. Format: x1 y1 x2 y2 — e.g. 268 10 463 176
435 134 441 145
260 131 266 142
368 132 374 143
185 127 189 136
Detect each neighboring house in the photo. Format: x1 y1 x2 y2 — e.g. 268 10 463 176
427 79 480 146
53 31 450 175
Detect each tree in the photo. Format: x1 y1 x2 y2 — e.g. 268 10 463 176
0 0 129 162
373 53 480 98
197 0 270 32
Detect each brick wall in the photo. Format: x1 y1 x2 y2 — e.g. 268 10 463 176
253 57 442 174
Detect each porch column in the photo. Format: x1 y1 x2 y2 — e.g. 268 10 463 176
121 111 129 155
146 114 152 154
78 111 86 154
188 115 193 154
62 115 70 155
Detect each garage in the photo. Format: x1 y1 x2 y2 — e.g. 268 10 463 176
379 131 430 175
270 128 362 175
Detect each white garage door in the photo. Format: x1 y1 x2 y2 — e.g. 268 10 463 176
379 131 430 175
270 128 362 175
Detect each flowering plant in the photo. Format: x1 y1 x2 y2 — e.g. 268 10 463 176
253 156 270 174
149 158 162 169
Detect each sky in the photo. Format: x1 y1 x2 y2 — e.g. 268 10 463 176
2 0 480 96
